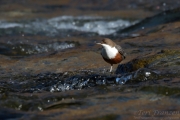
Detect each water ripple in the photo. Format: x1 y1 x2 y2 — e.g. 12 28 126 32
0 16 135 36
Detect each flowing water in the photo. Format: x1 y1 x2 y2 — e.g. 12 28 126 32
0 16 133 36
0 16 134 57
0 1 180 120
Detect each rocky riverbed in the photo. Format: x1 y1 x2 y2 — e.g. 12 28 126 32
0 0 180 120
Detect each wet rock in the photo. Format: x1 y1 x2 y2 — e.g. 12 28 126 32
116 68 159 84
118 7 180 34
0 108 26 120
0 0 180 120
116 50 180 73
139 86 180 96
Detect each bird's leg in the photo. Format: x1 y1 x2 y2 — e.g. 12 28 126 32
109 64 113 72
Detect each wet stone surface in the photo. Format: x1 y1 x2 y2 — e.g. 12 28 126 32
0 0 180 120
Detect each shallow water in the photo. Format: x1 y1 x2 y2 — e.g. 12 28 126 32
0 1 180 120
0 41 78 56
0 16 135 57
0 66 180 119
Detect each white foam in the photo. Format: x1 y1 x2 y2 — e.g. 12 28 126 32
48 15 103 21
0 16 135 35
48 16 132 35
0 21 23 28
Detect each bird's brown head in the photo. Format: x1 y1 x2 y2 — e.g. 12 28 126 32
97 38 116 47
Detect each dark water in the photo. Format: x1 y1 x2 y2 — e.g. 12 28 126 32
0 16 134 57
0 1 180 120
1 69 180 119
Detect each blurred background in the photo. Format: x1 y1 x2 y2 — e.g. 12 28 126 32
0 0 179 57
1 0 179 19
1 1 180 120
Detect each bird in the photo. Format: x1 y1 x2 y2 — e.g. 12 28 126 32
96 38 126 72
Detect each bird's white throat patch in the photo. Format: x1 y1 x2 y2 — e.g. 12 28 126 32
101 44 118 59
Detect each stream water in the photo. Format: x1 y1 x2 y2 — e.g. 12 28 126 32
0 1 180 120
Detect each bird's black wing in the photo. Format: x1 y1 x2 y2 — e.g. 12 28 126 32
115 45 126 59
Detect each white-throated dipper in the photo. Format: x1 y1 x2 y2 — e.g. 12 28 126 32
97 38 126 72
